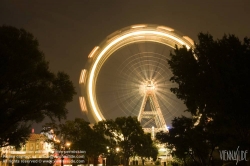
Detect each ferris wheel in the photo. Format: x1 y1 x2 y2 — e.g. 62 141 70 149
79 24 194 132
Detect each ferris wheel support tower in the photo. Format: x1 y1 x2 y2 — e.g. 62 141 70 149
138 80 168 136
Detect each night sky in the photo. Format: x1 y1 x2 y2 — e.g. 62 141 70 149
1 0 250 132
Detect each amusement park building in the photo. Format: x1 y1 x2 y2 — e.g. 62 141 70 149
0 131 54 164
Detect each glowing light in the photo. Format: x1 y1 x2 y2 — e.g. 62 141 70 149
79 97 87 112
79 69 87 84
88 46 99 58
107 30 121 40
157 26 174 31
145 80 155 91
194 114 202 126
159 147 167 152
165 125 169 131
86 25 194 122
192 49 198 60
133 36 145 39
131 24 146 28
183 36 194 46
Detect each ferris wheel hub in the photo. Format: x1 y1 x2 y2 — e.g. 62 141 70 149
145 80 155 93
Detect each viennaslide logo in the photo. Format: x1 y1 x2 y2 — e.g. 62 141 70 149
219 146 248 165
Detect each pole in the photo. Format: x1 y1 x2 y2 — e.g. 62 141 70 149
61 155 64 166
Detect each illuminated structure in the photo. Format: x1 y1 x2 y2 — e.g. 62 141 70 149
79 24 194 128
138 80 167 134
0 133 54 161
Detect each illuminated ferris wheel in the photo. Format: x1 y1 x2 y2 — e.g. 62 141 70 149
79 24 194 132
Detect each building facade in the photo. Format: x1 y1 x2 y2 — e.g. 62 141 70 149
0 133 54 166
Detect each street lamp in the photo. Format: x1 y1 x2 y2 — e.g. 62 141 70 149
115 147 122 165
106 146 111 166
60 151 64 166
66 142 71 150
107 146 110 153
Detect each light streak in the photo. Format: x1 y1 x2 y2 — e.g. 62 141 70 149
131 24 146 28
183 36 194 46
157 26 174 31
132 36 145 39
107 30 121 40
88 46 99 58
79 96 87 112
79 69 87 84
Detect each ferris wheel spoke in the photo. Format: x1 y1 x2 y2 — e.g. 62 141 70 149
106 98 136 116
157 93 184 118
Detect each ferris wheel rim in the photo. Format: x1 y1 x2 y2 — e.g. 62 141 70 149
80 24 194 123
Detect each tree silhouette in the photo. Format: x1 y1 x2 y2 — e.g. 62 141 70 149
0 25 76 148
157 33 250 165
94 116 157 166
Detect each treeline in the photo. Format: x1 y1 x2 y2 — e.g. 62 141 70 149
43 116 158 166
156 33 250 166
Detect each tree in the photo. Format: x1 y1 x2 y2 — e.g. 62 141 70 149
59 118 108 165
0 25 76 148
156 116 218 165
158 33 250 165
115 116 145 166
135 133 158 164
41 122 60 143
94 116 157 166
93 119 119 165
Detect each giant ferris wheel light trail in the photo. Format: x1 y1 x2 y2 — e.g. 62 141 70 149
79 24 194 132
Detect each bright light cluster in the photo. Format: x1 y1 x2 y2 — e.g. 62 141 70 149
145 80 155 92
